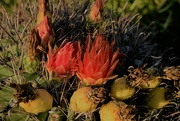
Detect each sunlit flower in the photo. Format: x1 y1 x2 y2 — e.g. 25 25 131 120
76 34 119 86
89 0 105 22
46 41 81 78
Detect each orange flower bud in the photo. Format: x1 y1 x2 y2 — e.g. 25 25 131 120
36 0 50 24
35 0 54 47
76 34 119 86
35 16 55 47
89 0 105 22
46 41 81 78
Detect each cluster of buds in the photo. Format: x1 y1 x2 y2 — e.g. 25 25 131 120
22 0 124 119
46 34 120 84
22 1 122 119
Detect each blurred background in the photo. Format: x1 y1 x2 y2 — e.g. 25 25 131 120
1 0 180 59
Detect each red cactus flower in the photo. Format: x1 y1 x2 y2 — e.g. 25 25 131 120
89 0 106 22
76 34 119 86
46 41 81 78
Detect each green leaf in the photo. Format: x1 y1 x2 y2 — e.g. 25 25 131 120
0 86 14 106
0 65 13 78
0 87 35 121
0 86 30 121
37 111 49 121
23 73 39 81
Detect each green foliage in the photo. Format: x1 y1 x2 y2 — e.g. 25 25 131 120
0 66 13 78
105 0 180 56
0 0 17 12
105 0 180 31
2 0 179 32
23 55 40 74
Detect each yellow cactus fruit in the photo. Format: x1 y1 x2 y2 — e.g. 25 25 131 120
19 89 53 114
139 76 162 89
110 77 135 101
69 87 98 113
139 67 162 89
128 66 162 89
99 101 135 121
146 87 170 109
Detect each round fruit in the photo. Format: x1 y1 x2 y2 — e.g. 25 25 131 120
69 87 98 113
140 67 162 89
139 76 162 89
146 87 170 109
19 89 53 114
99 101 134 121
110 77 135 100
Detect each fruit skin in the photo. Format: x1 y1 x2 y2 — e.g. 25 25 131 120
146 87 170 109
19 89 53 114
69 87 98 113
139 76 162 89
140 67 162 89
110 77 135 100
99 101 121 121
99 101 135 121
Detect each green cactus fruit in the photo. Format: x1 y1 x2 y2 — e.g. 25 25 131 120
23 55 40 74
146 87 170 109
110 77 135 101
